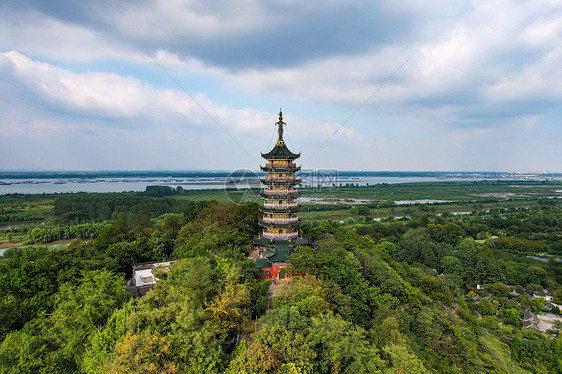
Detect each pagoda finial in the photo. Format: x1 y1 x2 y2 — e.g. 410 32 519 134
277 109 285 141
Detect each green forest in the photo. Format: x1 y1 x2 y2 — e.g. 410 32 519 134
0 182 561 373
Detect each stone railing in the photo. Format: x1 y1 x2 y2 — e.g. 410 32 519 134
263 202 298 209
264 189 298 194
264 175 297 180
264 163 297 168
262 217 299 224
263 232 299 240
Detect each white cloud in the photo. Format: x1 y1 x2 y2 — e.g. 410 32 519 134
0 10 145 63
115 0 270 41
484 46 562 102
1 0 562 171
1 51 278 136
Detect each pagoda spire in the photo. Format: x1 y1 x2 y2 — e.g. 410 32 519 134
277 109 285 141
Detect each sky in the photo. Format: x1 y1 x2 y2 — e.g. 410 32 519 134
1 0 561 172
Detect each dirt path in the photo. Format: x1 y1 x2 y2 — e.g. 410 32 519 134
267 278 289 301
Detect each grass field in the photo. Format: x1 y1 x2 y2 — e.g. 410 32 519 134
0 240 75 256
0 180 559 227
299 180 562 201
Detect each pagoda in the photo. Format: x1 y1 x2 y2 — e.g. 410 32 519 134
251 111 311 280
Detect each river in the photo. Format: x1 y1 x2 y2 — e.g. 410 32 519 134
0 175 493 195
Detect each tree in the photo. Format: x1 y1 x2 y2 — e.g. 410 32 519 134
132 213 153 237
102 331 178 373
45 270 131 370
94 219 134 251
416 274 453 305
0 324 55 373
382 344 430 374
530 298 546 313
441 256 462 275
81 300 136 374
226 342 280 374
259 306 310 335
475 257 505 284
0 270 130 373
502 308 520 326
427 223 463 245
350 206 370 216
0 247 78 339
489 283 511 298
105 241 141 274
477 298 497 316
226 324 316 374
307 314 383 374
167 309 223 374
158 257 219 310
553 287 562 305
205 282 251 335
273 276 331 318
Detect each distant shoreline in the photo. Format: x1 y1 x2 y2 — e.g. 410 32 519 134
1 170 560 179
1 173 561 195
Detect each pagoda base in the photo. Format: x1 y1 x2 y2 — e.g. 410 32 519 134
250 236 313 280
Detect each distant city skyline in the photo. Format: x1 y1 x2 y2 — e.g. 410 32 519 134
1 1 562 172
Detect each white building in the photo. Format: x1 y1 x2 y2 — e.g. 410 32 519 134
126 260 178 297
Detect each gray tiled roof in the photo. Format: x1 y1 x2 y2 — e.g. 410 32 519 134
255 258 272 268
261 142 300 160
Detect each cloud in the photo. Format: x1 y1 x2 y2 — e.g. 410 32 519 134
2 51 271 134
1 0 562 171
0 51 285 169
0 8 145 64
0 1 416 68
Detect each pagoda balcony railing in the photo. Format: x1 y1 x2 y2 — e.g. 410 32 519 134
263 202 298 209
259 219 301 229
264 163 297 168
262 232 299 240
264 175 297 180
262 217 299 224
263 189 298 194
261 191 301 199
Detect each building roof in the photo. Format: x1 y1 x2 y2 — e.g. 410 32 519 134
261 141 301 160
267 246 291 263
252 237 312 265
521 319 539 330
132 259 178 270
522 310 538 322
255 258 272 268
542 302 554 312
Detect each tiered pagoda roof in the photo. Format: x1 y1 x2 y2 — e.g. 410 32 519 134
261 143 301 160
252 237 311 268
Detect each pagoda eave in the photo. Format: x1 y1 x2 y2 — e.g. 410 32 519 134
259 206 301 213
260 165 301 172
260 179 302 186
260 191 301 199
260 153 300 161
